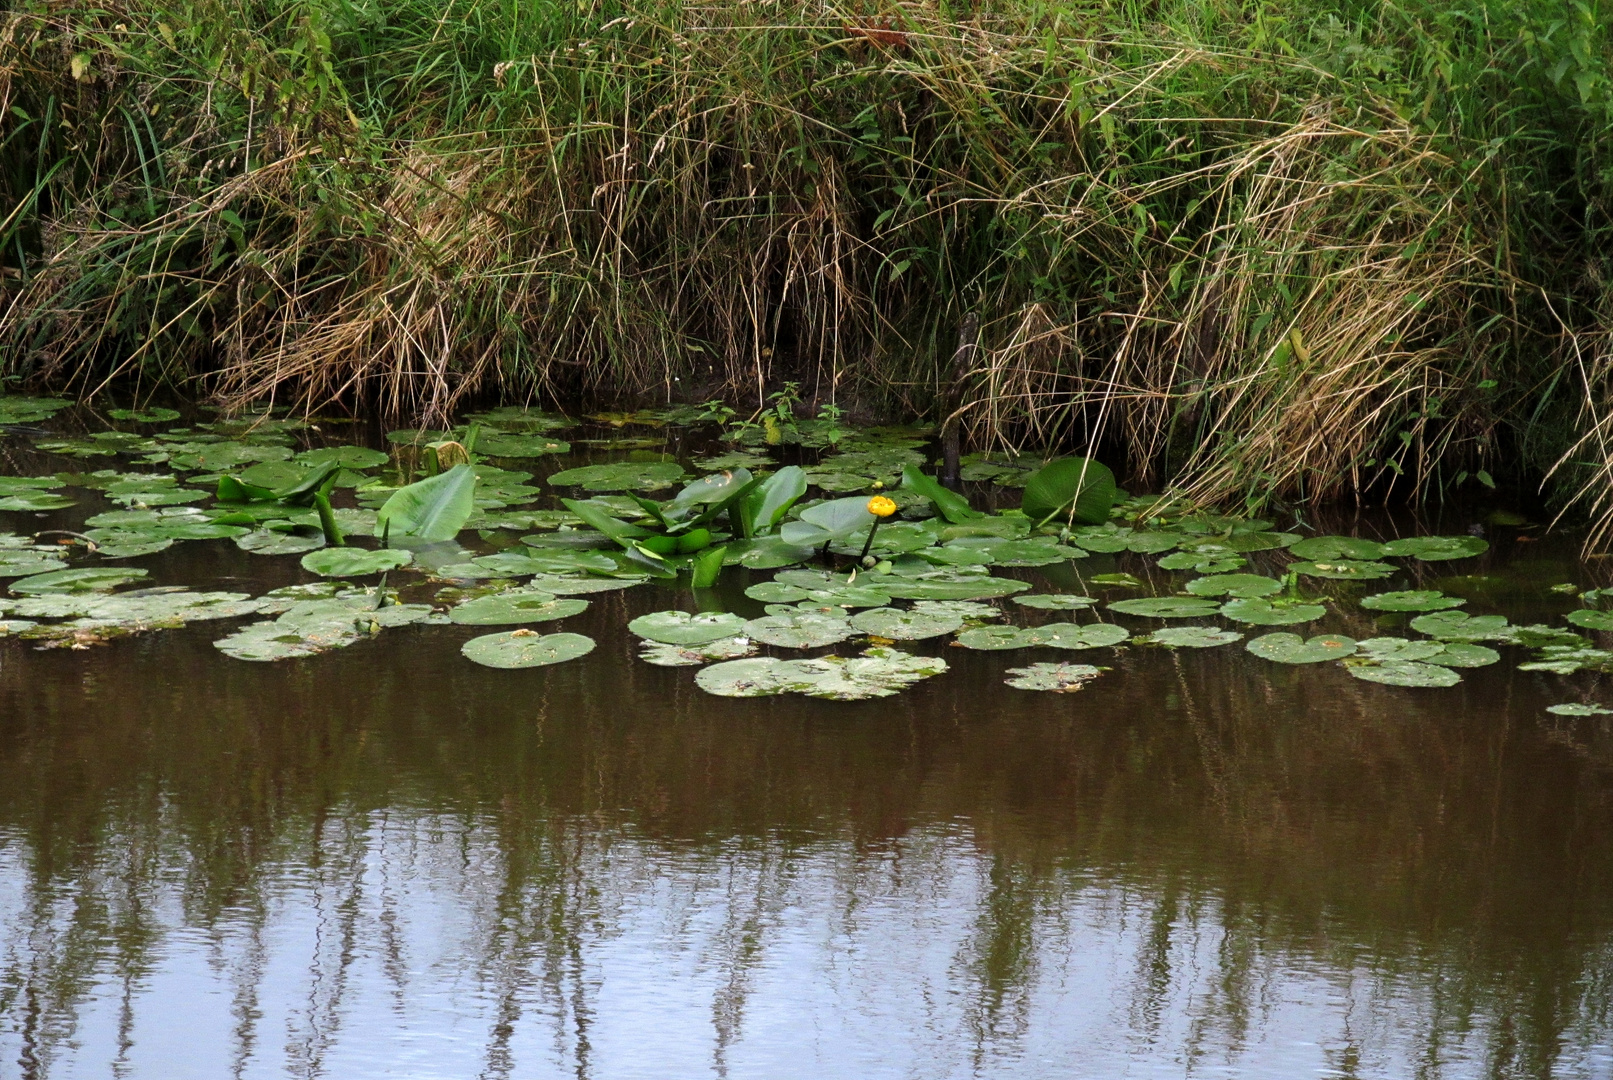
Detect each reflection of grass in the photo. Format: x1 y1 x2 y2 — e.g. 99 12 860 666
2 0 1611 521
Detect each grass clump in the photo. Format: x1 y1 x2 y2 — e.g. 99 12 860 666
0 0 1610 522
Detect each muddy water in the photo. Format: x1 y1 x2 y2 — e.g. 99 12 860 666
2 432 1613 1076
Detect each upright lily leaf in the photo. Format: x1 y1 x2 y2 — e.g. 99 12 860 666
377 464 477 542
900 465 980 524
739 466 808 536
1020 457 1117 526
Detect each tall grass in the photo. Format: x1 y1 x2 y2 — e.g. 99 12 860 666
0 0 1609 519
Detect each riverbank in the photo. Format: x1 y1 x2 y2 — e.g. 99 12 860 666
2 0 1610 529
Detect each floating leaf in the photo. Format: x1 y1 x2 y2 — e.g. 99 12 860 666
1346 660 1461 687
474 433 571 457
628 610 749 645
1023 622 1130 649
215 596 438 661
744 581 891 608
1150 626 1243 648
1287 560 1396 580
1219 598 1327 625
1183 573 1282 598
1004 662 1107 692
1012 594 1096 610
850 606 964 640
743 611 856 648
1354 637 1447 663
694 648 947 700
11 567 148 594
913 600 1001 621
1157 550 1247 573
955 625 1029 650
1287 536 1388 560
300 547 413 578
296 445 391 469
107 407 182 423
1432 642 1501 667
872 574 1029 601
1519 646 1613 675
1246 632 1357 664
1360 590 1466 612
1381 535 1489 561
1408 610 1512 641
450 592 589 625
638 638 756 666
0 492 77 512
1107 596 1222 618
546 461 686 491
1089 573 1145 588
461 630 595 668
525 574 644 595
1566 609 1613 632
1547 703 1613 716
236 530 325 556
0 554 69 577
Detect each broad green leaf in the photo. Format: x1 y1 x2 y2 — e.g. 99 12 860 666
1150 626 1242 648
1107 596 1222 618
1020 457 1117 526
377 464 477 542
1022 622 1130 649
300 547 413 577
1219 598 1326 625
1183 573 1282 598
1360 590 1465 612
1381 535 1489 561
1246 632 1357 664
450 592 588 625
849 606 963 640
1287 536 1388 560
1004 662 1106 692
462 630 595 668
899 465 980 524
628 610 748 645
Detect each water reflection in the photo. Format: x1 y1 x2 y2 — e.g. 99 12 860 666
2 579 1613 1077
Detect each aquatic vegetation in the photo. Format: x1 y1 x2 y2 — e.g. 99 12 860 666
462 630 596 669
848 607 963 640
1108 597 1223 619
1246 633 1358 664
449 592 589 625
216 592 441 661
301 548 413 578
1547 704 1613 716
629 611 749 645
1150 627 1243 648
1013 595 1096 610
1218 598 1328 625
1381 536 1490 561
1287 560 1397 580
638 638 757 666
1360 591 1466 612
694 648 948 700
1183 574 1283 598
743 612 857 649
1003 663 1108 692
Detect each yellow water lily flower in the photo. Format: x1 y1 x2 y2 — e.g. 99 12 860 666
867 495 898 518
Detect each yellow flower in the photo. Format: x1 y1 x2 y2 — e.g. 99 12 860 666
866 495 898 518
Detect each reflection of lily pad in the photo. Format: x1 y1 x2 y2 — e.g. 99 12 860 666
1004 662 1106 692
300 547 414 577
1360 590 1465 612
1023 622 1131 649
1218 598 1326 625
1107 597 1222 618
743 611 856 649
638 638 757 666
1183 573 1282 598
450 592 589 625
850 607 963 640
1246 632 1357 664
11 567 149 594
1013 594 1096 610
1381 535 1488 561
1287 536 1387 560
628 610 748 645
1150 626 1242 648
1287 560 1396 580
461 630 595 668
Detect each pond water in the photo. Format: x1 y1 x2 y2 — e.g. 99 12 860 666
2 403 1613 1079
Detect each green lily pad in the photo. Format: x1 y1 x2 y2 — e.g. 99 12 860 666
0 492 77 512
1157 550 1247 573
1519 646 1613 675
1547 703 1613 716
1183 573 1282 598
0 554 69 577
1360 590 1466 612
237 530 325 556
1566 609 1613 632
912 600 1001 621
1150 626 1243 648
0 476 65 495
1012 594 1096 610
743 611 856 649
694 647 947 700
546 461 687 491
872 574 1030 601
107 407 182 423
524 574 645 595
10 567 149 594
849 606 963 640
1022 622 1130 649
0 619 38 636
300 547 414 577
0 395 71 424
628 610 749 645
1089 574 1145 588
638 638 757 666
12 589 265 627
1286 560 1396 580
955 625 1029 650
744 581 892 608
1003 662 1107 692
475 433 571 458
92 535 175 559
1287 536 1388 560
450 592 589 625
1354 637 1448 663
1346 660 1462 687
1107 597 1222 618
296 445 392 470
1217 597 1328 626
1246 632 1358 664
214 596 437 661
1430 642 1501 667
461 630 595 668
1408 610 1512 641
1381 535 1489 561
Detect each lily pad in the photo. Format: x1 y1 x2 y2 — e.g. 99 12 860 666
1150 626 1243 648
1004 662 1107 692
1547 703 1613 716
546 461 687 491
743 611 856 649
912 600 1001 621
628 610 749 645
11 567 148 594
107 407 183 423
1381 535 1489 561
1012 594 1096 610
0 554 70 577
525 574 645 595
638 638 757 666
745 581 892 608
872 575 1030 601
296 445 391 470
1022 622 1130 649
461 630 595 669
694 648 947 700
473 433 571 458
1346 660 1462 687
1286 560 1396 580
1107 597 1222 618
955 625 1029 650
1430 642 1501 667
1354 637 1448 663
1218 598 1327 625
1157 550 1247 573
300 547 414 578
1246 632 1358 664
0 492 77 512
1566 609 1613 632
1183 573 1282 598
450 592 589 625
1408 610 1512 641
1287 536 1388 561
237 530 326 556
1519 646 1613 675
215 596 438 661
849 607 964 640
1360 590 1466 612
